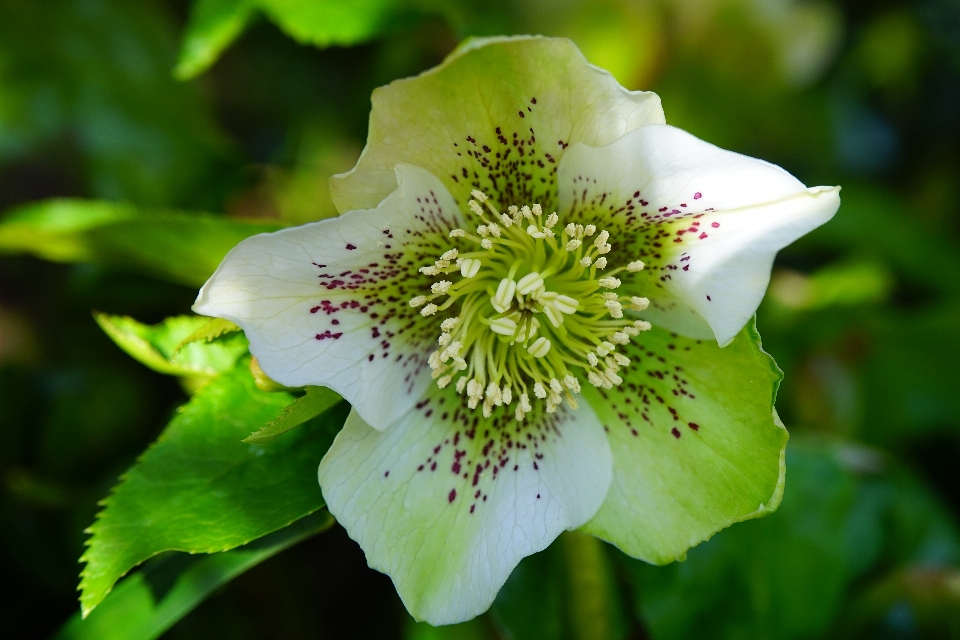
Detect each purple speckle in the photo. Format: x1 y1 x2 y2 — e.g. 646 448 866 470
345 243 357 250
448 489 457 503
694 192 702 200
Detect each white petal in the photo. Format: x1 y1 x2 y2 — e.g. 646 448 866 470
194 164 464 430
558 124 840 346
318 397 612 625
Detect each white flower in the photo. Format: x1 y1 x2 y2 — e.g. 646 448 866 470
194 36 839 625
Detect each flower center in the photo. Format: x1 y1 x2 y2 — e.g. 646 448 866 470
410 190 652 420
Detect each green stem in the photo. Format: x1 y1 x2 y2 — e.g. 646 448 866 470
561 530 617 640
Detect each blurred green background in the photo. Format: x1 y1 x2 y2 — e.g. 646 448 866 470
1 0 959 638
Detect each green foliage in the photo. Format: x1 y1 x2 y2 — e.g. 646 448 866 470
0 0 231 206
175 317 242 351
56 510 334 640
175 0 425 79
79 363 348 615
624 438 960 640
95 314 247 378
0 199 283 286
244 385 342 443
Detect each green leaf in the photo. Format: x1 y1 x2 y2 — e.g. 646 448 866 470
174 0 423 80
79 363 349 616
175 317 242 353
244 386 342 443
0 199 284 286
55 510 334 640
173 0 257 80
95 314 248 377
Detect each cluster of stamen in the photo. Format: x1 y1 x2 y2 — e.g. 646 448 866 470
409 190 651 420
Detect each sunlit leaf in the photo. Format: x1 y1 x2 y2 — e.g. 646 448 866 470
0 199 283 286
176 317 242 353
174 0 426 79
174 0 257 80
244 386 342 443
79 363 349 615
55 510 334 640
95 313 247 378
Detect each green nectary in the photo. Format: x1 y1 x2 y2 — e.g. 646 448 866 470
412 190 651 420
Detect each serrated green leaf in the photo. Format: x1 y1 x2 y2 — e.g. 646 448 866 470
79 364 349 616
244 386 342 443
0 199 284 286
173 0 257 80
55 510 334 640
175 317 242 354
95 314 248 377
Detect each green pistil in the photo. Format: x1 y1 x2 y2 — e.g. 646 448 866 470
414 191 651 421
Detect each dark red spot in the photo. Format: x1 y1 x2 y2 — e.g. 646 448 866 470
711 222 720 228
688 422 700 431
694 192 702 199
448 489 457 503
345 243 356 250
671 427 681 439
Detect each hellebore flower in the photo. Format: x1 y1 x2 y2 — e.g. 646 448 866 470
194 36 840 624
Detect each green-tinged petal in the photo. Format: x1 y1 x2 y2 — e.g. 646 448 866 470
331 35 664 213
318 392 612 625
558 124 839 345
579 320 786 564
194 164 463 431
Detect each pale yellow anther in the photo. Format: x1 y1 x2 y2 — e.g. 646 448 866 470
614 353 631 366
471 190 488 202
500 213 514 227
521 205 533 220
526 224 546 239
449 229 466 238
631 296 650 311
460 258 481 278
564 222 577 236
584 224 597 236
419 265 440 276
441 249 458 261
438 333 451 346
490 316 518 336
481 238 494 249
409 295 427 307
587 371 603 387
501 386 512 405
468 200 484 216
440 317 459 332
421 304 438 316
580 256 593 267
602 292 618 301
520 393 532 412
545 213 559 228
624 326 639 336
528 337 551 358
594 257 608 269
477 225 489 237
441 341 462 361
596 343 611 357
431 280 452 294
611 332 630 345
587 352 599 366
597 244 612 255
516 272 545 295
627 260 645 272
532 204 543 216
437 375 453 388
550 378 563 394
543 305 563 328
594 230 610 247
599 277 621 289
456 377 468 393
566 239 582 251
563 375 581 393
634 320 652 331
492 278 517 312
533 382 547 399
605 370 623 386
553 294 579 315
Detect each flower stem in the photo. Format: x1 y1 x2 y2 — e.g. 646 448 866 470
561 530 619 640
